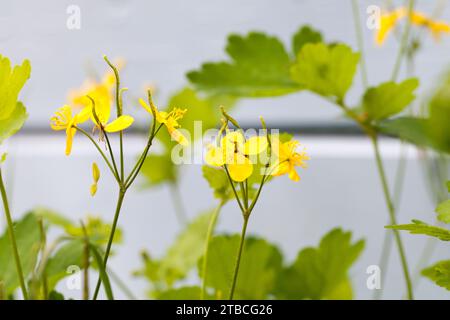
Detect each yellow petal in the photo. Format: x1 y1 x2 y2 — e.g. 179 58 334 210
90 183 98 196
288 167 300 182
228 162 253 182
75 106 92 124
244 136 268 155
139 98 152 114
92 162 100 183
104 115 134 132
167 127 189 146
227 154 253 182
270 161 290 177
90 87 112 125
376 8 406 46
206 146 225 167
65 126 76 156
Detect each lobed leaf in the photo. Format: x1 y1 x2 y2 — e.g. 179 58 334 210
362 79 419 121
290 43 360 101
273 228 365 300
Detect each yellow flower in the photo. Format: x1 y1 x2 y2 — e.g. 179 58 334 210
376 8 450 45
90 162 100 196
139 98 188 146
410 11 450 41
205 131 268 182
376 8 406 46
270 140 309 182
50 105 90 156
89 98 134 133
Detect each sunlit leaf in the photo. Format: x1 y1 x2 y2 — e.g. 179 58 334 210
188 32 300 97
362 79 419 121
273 228 364 300
436 200 450 224
0 102 28 145
422 260 450 291
0 56 30 120
290 43 360 101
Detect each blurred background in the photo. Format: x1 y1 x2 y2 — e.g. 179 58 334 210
0 0 449 299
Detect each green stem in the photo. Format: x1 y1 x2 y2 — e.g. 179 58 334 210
390 0 415 81
92 189 126 300
229 216 249 300
374 143 408 300
200 201 224 300
351 0 368 87
104 55 125 183
38 218 49 300
371 136 413 300
80 221 90 301
124 126 161 189
224 165 245 213
75 126 120 183
103 131 120 181
0 168 28 300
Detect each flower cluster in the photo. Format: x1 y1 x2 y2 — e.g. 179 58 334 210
205 117 309 183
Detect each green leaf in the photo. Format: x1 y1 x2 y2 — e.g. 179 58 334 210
428 100 450 154
422 260 450 291
0 212 41 293
140 152 177 188
447 181 450 193
362 79 419 121
199 235 283 299
273 228 365 300
427 71 450 153
89 244 114 300
292 25 323 55
158 211 213 285
188 32 300 97
45 239 85 290
156 286 214 300
135 211 213 295
48 290 65 300
0 101 28 145
436 200 450 224
202 165 230 201
386 220 450 241
290 43 360 101
0 56 31 121
34 207 74 230
378 117 433 148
